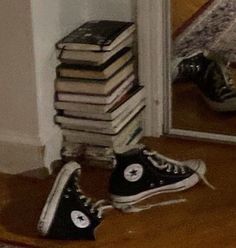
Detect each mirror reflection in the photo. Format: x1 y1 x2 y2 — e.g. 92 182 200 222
171 0 236 136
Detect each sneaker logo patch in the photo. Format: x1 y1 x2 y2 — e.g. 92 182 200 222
71 210 90 228
124 164 143 182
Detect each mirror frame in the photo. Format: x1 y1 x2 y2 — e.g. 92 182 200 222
137 0 170 137
137 0 236 143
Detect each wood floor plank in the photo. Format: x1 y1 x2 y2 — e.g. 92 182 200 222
171 0 210 33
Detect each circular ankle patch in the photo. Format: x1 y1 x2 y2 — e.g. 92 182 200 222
71 210 90 228
124 164 144 182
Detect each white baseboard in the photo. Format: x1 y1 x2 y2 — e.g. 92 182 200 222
0 128 62 175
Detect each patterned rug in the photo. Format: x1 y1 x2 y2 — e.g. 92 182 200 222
174 0 236 62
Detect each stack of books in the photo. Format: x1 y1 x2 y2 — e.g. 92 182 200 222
54 20 145 167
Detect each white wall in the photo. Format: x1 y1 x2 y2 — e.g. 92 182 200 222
0 0 135 174
0 0 39 143
87 0 136 21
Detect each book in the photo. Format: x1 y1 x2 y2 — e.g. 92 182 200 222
61 142 114 159
56 101 145 134
57 74 135 105
55 85 145 116
58 35 133 65
57 47 133 80
61 127 143 165
56 20 135 51
63 98 145 121
62 110 143 147
55 61 134 95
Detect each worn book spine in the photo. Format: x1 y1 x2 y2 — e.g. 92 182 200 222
58 35 134 65
56 20 135 51
57 74 135 105
56 103 145 135
55 62 134 95
62 112 143 146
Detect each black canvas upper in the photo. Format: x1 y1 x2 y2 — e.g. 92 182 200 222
198 61 236 102
109 147 195 197
47 171 101 240
175 52 236 104
175 52 211 82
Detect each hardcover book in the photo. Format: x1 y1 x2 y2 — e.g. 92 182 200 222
61 127 143 165
58 35 133 65
55 101 145 134
55 85 145 116
57 47 133 79
56 20 135 51
62 110 143 147
57 74 135 105
55 61 134 95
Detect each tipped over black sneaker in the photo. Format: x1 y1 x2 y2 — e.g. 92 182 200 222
37 162 108 240
109 145 212 210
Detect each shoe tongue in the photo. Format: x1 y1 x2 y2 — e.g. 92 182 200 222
207 62 227 87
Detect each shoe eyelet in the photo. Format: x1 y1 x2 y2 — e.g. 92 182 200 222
66 187 72 192
159 180 164 185
64 194 69 199
150 182 155 188
74 176 79 181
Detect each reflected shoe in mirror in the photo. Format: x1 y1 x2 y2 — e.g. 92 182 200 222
197 60 236 112
109 145 211 211
37 162 108 240
172 51 211 82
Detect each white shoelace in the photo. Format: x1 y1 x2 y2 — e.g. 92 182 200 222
143 150 186 174
143 149 215 190
75 197 187 215
113 199 187 213
76 192 113 218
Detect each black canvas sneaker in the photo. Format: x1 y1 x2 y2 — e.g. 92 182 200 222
109 145 212 210
197 60 236 112
37 162 110 240
172 51 211 82
173 51 236 112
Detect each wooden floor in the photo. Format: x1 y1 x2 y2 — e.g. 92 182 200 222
0 137 236 248
171 0 210 34
172 80 236 136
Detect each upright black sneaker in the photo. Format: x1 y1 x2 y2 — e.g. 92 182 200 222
173 51 236 112
37 162 109 240
109 145 209 209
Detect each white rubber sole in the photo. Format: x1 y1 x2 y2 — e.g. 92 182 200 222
111 174 199 207
201 93 236 112
37 162 81 236
111 160 206 207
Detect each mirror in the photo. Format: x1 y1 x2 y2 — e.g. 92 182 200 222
170 0 236 138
